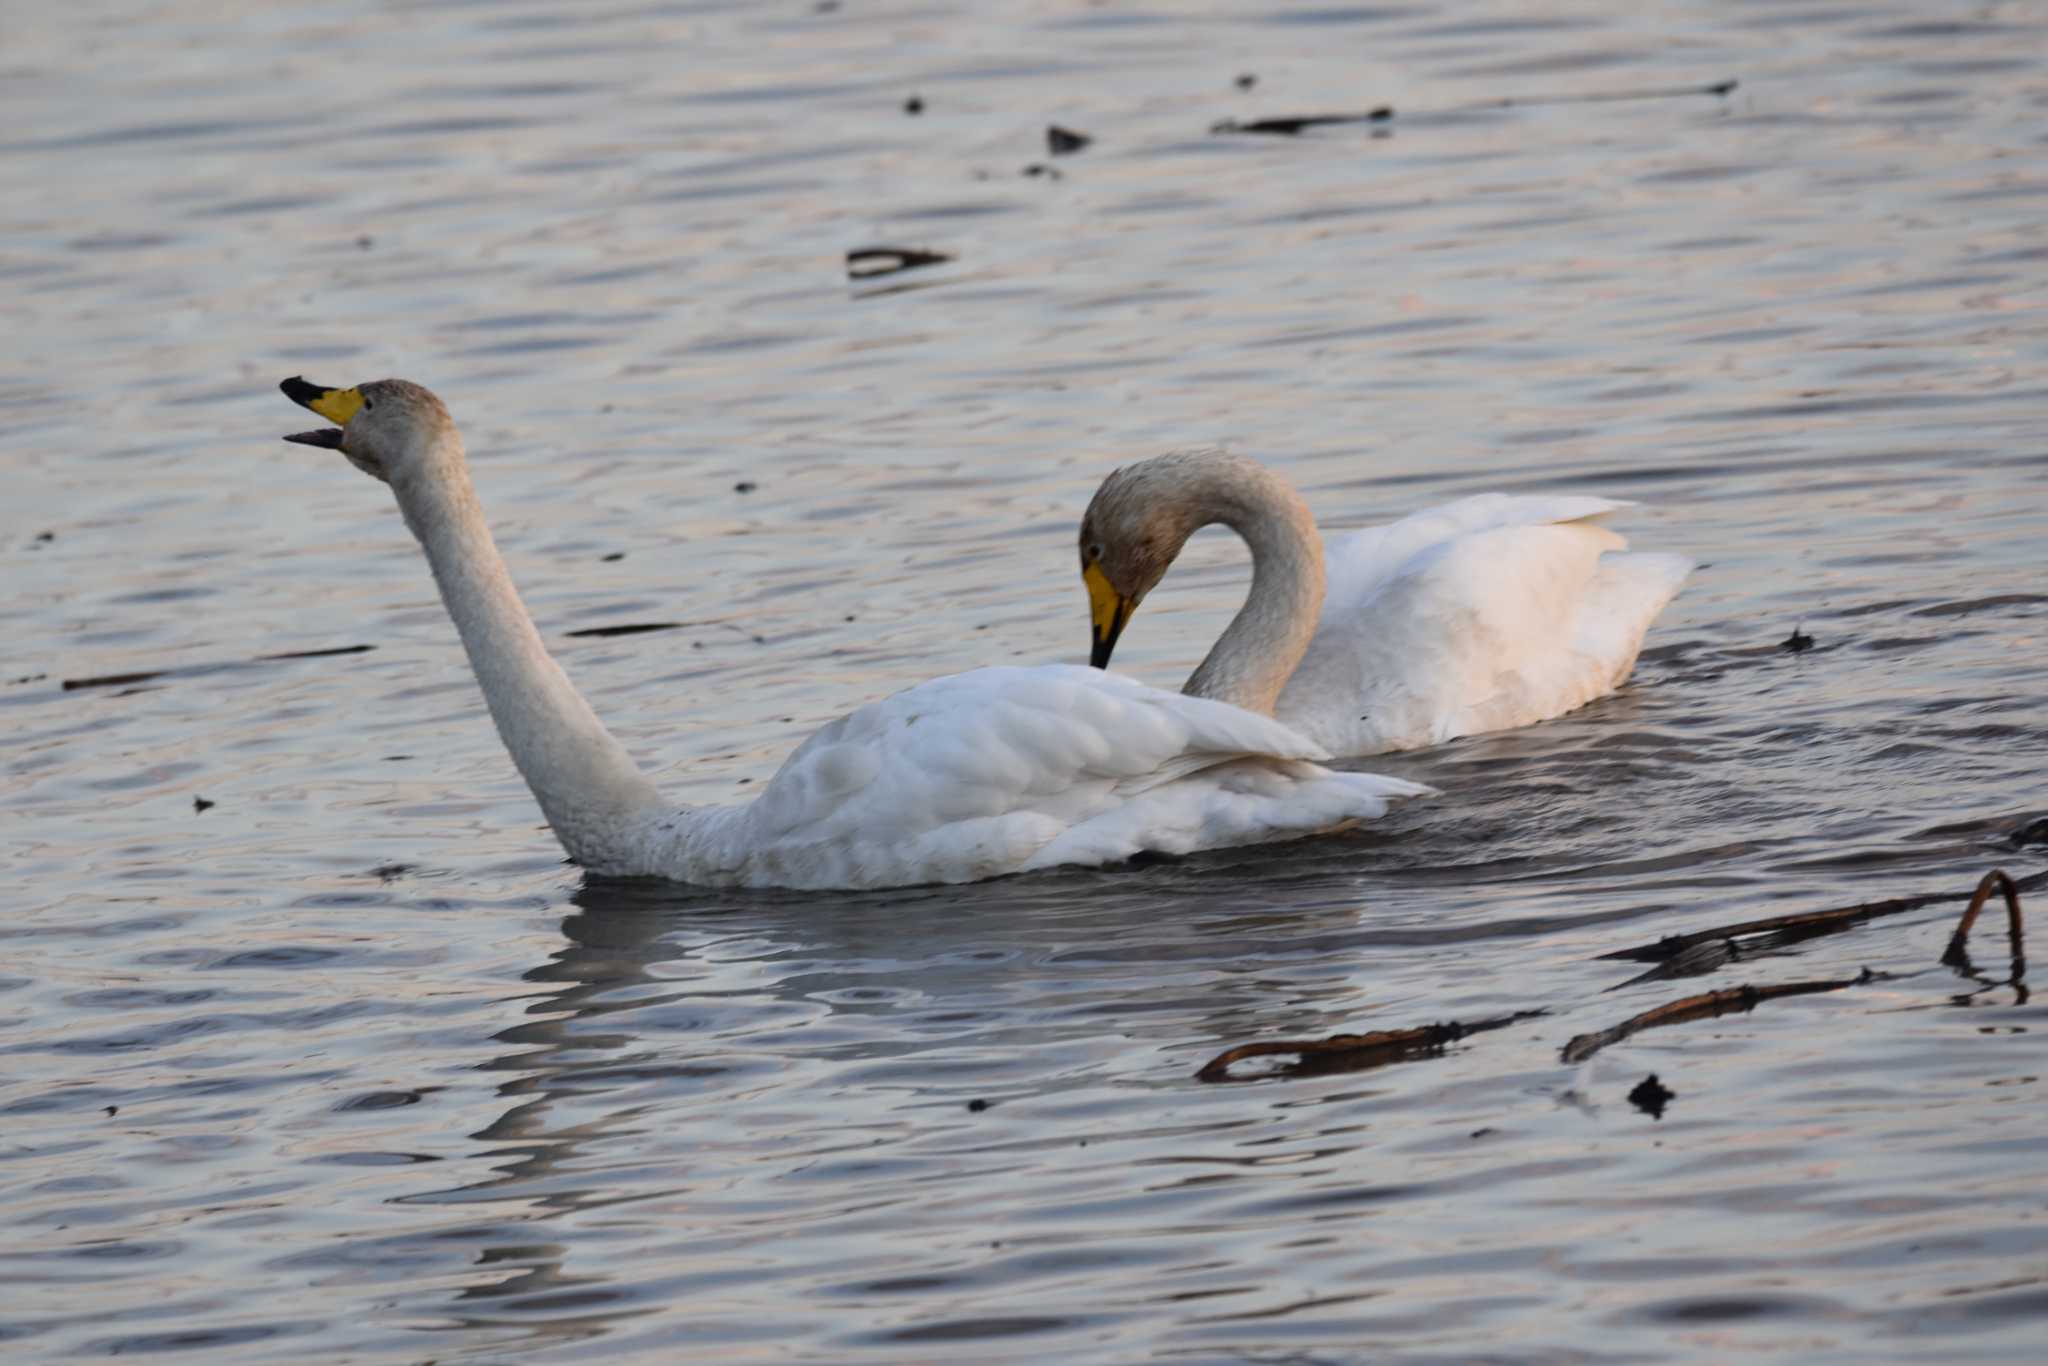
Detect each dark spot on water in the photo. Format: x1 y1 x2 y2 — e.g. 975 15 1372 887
1047 124 1092 155
846 247 951 279
34 530 55 544
1629 1073 1675 1118
904 95 924 115
1021 162 1061 179
192 796 214 813
372 863 415 882
1236 72 1258 90
1469 1126 1495 1138
601 552 625 562
9 674 46 685
104 1105 117 1116
845 614 856 622
734 480 758 493
384 754 411 761
967 1097 989 1112
1783 625 1814 653
737 777 752 784
813 0 839 11
337 1089 428 1111
355 234 373 249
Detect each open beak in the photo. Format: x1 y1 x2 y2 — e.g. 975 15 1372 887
1085 561 1134 668
280 376 364 449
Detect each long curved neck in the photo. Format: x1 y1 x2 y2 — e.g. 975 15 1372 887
389 437 662 865
1179 462 1326 716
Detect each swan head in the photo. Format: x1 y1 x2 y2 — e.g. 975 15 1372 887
280 376 456 483
1078 455 1218 668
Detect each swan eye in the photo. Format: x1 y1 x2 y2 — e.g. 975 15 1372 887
362 397 375 411
1086 541 1104 562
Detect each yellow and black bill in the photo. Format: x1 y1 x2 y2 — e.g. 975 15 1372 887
279 376 363 449
1085 561 1135 668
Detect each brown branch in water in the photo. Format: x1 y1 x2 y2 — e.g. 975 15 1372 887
1941 868 2027 984
1196 1010 1545 1083
1560 972 1886 1065
1596 868 2048 982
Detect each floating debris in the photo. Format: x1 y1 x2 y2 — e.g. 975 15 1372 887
1197 1010 1546 1082
601 552 625 562
904 94 924 115
193 796 215 814
1047 124 1092 156
563 622 683 639
1783 625 1814 652
1021 162 1061 179
1628 1074 1675 1118
1215 78 1736 137
734 480 758 494
1214 107 1393 136
1235 73 1258 91
966 1098 990 1112
846 245 953 279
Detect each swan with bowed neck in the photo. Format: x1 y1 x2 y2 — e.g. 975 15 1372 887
277 378 1427 890
1078 450 1692 756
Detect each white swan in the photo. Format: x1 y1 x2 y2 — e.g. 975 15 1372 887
1078 450 1692 756
278 379 1428 890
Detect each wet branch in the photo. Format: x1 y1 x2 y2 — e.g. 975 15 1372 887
1197 1011 1545 1083
1193 867 2034 1083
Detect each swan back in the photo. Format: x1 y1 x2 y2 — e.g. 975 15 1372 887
1277 494 1693 754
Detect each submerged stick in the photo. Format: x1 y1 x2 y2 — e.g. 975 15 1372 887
1196 1009 1544 1082
1597 867 2048 970
1941 869 2027 983
1212 79 1736 137
1561 972 1886 1065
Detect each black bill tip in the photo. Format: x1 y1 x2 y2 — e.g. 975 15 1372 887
283 428 346 449
280 376 331 410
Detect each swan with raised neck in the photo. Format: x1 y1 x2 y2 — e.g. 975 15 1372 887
277 380 1428 888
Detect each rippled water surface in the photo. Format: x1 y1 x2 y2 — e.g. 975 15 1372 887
5 0 2047 1359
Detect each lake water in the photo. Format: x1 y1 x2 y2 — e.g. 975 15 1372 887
4 0 2046 1359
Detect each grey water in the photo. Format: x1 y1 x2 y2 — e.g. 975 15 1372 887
4 0 2046 1359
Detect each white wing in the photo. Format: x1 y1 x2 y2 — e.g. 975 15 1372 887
1276 494 1692 755
664 665 1428 889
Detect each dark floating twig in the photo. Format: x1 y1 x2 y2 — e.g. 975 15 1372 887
1783 625 1814 653
258 644 376 662
1941 869 2026 984
1213 107 1392 136
1561 971 1888 1065
1196 1009 1546 1083
62 643 378 692
563 622 683 639
1214 78 1736 137
1046 124 1092 155
1475 77 1738 109
846 245 953 280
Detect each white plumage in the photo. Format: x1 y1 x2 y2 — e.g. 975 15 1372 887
1079 453 1691 758
655 665 1427 889
278 378 1428 892
1280 494 1695 755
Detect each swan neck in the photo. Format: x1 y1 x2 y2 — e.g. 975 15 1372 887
390 436 662 867
1181 466 1325 716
